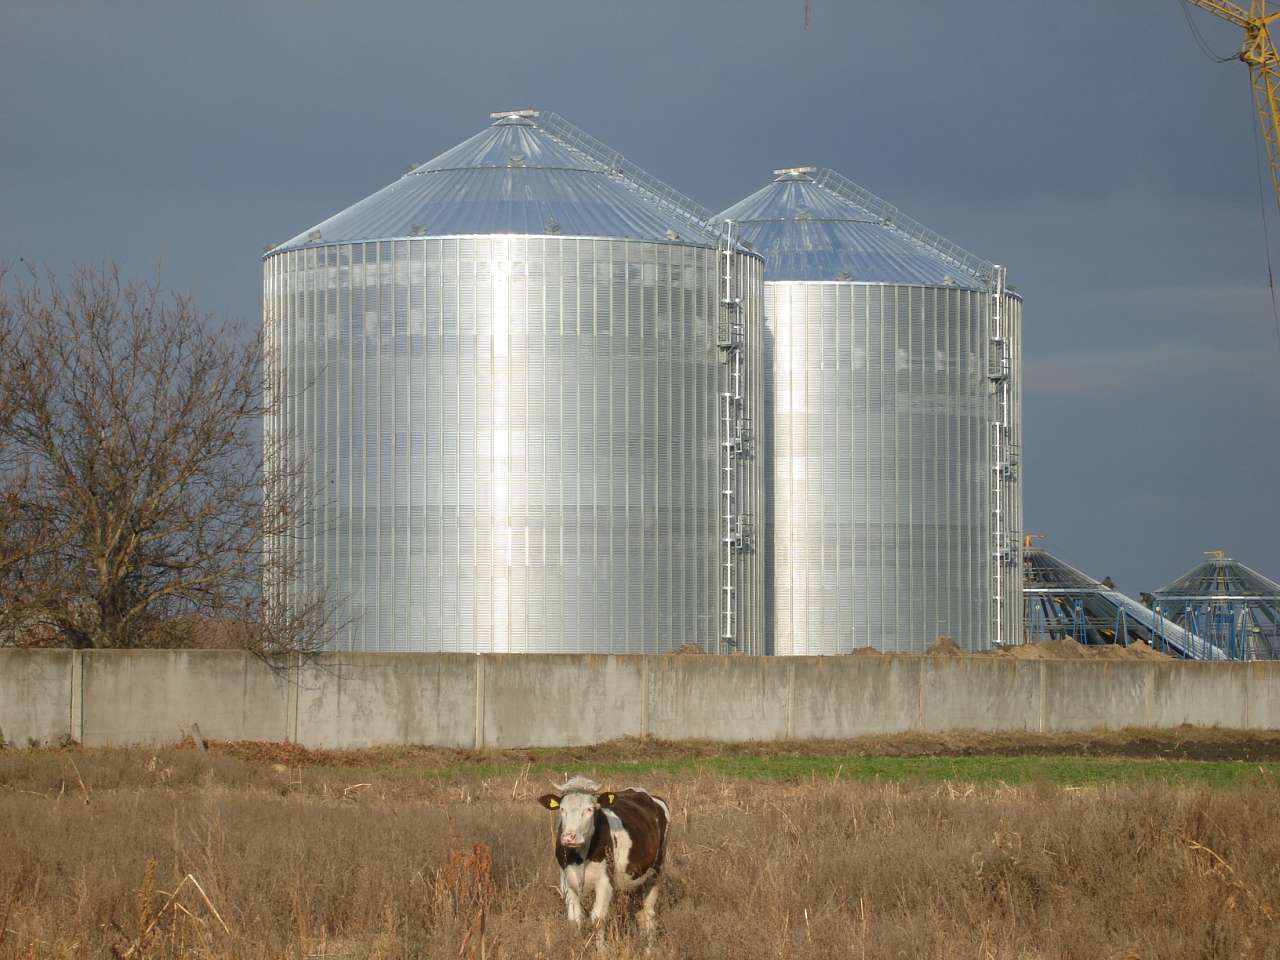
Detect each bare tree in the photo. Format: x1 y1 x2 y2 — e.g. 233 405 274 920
0 264 330 655
0 269 53 615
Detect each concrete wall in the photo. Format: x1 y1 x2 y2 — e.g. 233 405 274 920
2 649 1279 749
0 649 74 746
295 653 476 749
78 650 292 746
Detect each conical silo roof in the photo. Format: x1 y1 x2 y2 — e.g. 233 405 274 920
717 166 993 286
1154 553 1280 600
1023 549 1102 591
272 110 719 253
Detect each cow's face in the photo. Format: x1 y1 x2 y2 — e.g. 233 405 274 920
538 790 614 849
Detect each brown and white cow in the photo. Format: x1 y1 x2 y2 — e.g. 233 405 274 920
537 776 670 931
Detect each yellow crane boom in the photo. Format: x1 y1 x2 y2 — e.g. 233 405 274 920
1184 1 1280 211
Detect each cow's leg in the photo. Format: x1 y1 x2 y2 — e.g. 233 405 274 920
638 880 660 934
588 875 613 927
560 873 586 927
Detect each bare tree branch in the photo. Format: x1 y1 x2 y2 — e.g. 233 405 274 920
0 264 337 655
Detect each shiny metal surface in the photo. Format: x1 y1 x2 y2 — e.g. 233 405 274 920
273 113 719 254
719 168 991 285
263 113 763 654
723 168 1023 654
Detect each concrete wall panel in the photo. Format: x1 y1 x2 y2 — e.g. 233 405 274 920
1247 663 1280 729
646 656 790 741
922 657 1042 732
1150 662 1250 728
295 653 476 749
789 657 920 738
1039 661 1151 731
483 655 645 747
80 650 289 746
0 650 73 746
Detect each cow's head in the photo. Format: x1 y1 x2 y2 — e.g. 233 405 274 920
538 776 615 850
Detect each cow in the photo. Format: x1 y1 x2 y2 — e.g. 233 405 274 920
537 776 671 932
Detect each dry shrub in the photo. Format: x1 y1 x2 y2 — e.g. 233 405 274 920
434 843 496 916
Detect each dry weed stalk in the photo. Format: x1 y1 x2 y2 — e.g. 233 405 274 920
1181 835 1276 921
111 862 231 960
510 763 532 802
68 758 91 805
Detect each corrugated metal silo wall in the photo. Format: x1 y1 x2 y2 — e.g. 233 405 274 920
263 235 763 653
763 282 1022 653
734 252 766 655
1006 293 1024 648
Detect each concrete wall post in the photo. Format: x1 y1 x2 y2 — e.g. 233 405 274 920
640 656 649 738
917 657 926 729
285 653 300 743
786 660 796 739
1244 663 1250 728
473 655 485 750
1037 660 1046 733
69 650 84 743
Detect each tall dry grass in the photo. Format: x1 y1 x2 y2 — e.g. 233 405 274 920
1 749 1277 959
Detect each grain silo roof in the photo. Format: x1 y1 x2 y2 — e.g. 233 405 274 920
1155 555 1280 600
272 110 719 253
717 166 995 286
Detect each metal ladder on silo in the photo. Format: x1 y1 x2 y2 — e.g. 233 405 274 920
988 265 1013 647
717 222 750 651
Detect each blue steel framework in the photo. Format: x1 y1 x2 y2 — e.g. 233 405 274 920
1022 547 1225 660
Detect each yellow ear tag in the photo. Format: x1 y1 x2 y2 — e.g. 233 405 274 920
548 798 559 809
606 793 615 804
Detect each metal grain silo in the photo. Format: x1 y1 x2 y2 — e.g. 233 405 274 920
718 167 1022 654
263 110 763 654
1153 551 1280 660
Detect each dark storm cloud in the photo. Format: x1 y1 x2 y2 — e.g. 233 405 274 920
2 0 1276 592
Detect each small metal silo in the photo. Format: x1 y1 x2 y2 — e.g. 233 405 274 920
718 167 1022 653
1153 552 1280 660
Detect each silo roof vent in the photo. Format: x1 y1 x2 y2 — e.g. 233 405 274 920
490 109 540 125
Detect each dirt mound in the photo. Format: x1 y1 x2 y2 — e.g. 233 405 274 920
927 637 965 656
847 646 883 657
1122 639 1170 660
1043 639 1089 659
997 639 1171 661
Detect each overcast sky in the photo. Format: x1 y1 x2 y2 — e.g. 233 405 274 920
2 0 1276 594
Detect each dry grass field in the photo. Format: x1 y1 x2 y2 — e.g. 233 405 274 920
2 731 1279 960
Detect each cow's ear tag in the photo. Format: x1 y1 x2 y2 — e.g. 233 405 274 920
606 793 615 805
549 798 560 809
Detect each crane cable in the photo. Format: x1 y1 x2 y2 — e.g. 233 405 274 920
1248 78 1280 352
1176 1 1280 352
1178 0 1236 62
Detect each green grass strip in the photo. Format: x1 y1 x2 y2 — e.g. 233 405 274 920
402 754 1280 789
